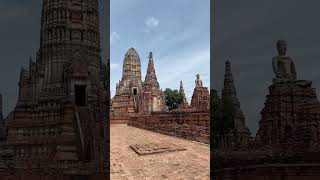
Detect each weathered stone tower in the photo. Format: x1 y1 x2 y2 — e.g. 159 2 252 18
218 60 251 150
6 0 109 179
111 48 143 123
222 61 250 133
116 47 143 96
138 52 166 113
179 81 189 108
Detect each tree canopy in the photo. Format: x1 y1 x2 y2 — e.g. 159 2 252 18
164 88 183 111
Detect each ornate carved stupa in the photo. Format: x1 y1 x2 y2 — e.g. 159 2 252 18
191 74 210 111
138 52 166 113
220 61 251 150
111 48 143 123
116 47 143 96
5 0 109 178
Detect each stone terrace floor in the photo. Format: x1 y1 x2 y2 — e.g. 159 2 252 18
110 124 210 180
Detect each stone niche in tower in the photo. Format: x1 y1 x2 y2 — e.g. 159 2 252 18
64 50 90 106
70 10 82 22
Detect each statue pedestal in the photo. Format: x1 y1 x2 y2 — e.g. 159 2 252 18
272 78 312 86
256 79 320 151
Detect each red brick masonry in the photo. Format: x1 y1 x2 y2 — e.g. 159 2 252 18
128 111 210 144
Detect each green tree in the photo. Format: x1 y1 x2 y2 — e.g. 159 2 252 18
164 88 183 111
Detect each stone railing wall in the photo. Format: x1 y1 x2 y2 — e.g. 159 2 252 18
128 110 210 144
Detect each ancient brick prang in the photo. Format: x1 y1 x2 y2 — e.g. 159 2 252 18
111 48 143 124
222 61 248 131
138 52 166 114
178 81 189 108
116 47 143 96
216 61 251 152
3 0 109 179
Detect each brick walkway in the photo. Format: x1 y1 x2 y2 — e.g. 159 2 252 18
110 124 210 180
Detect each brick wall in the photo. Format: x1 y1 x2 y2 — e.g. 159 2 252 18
110 112 135 124
128 111 210 144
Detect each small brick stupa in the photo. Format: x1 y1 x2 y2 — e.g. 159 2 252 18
190 74 210 111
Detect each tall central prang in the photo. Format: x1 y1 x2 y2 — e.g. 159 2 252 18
6 0 109 179
39 0 101 105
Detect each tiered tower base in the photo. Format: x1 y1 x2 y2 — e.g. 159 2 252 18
217 79 320 179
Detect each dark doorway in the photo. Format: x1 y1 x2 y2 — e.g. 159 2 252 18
75 85 86 106
133 88 137 95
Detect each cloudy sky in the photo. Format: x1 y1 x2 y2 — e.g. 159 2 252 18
110 0 210 101
213 0 320 134
0 0 108 117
